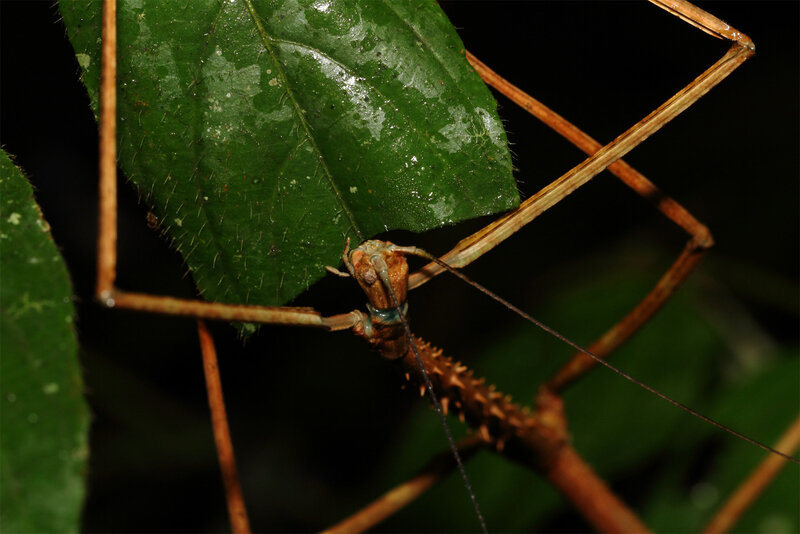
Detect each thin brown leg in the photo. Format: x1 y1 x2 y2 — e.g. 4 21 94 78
463 50 721 391
197 321 251 534
465 52 714 246
109 290 357 330
546 238 708 392
97 0 117 300
544 444 650 534
322 436 485 534
648 0 755 45
702 414 800 534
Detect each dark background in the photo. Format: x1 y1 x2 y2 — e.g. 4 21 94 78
1 1 798 532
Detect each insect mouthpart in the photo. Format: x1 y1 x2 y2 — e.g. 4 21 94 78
347 240 410 312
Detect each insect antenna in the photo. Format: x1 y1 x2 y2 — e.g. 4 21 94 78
397 247 800 465
369 253 489 534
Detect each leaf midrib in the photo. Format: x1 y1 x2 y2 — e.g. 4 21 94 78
243 0 364 244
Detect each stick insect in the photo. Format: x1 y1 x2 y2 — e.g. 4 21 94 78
3 0 796 532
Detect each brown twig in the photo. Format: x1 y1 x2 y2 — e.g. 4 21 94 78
323 435 486 534
702 414 800 533
197 320 251 534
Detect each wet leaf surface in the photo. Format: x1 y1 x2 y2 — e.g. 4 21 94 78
59 0 518 305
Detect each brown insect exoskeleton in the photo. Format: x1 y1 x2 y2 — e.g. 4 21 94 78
53 0 800 531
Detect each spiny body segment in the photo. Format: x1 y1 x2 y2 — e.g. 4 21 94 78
397 337 570 469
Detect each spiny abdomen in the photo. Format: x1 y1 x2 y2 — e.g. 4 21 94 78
397 337 567 466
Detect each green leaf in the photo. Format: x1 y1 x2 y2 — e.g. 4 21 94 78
59 0 519 305
0 150 89 533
